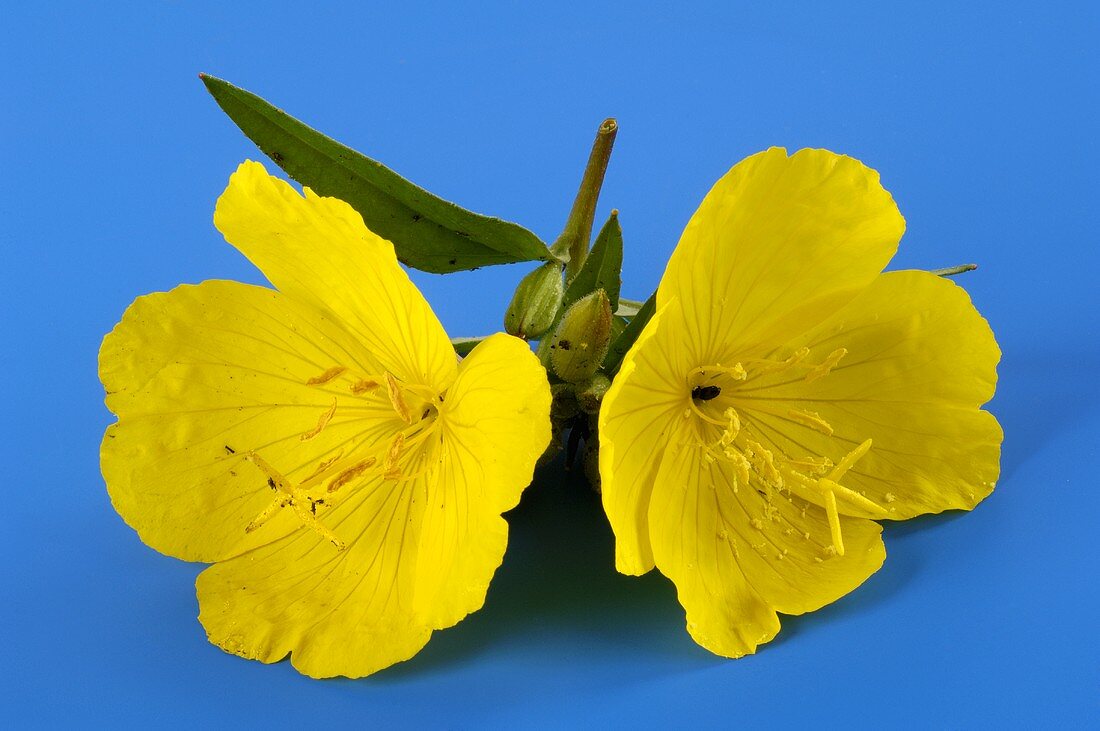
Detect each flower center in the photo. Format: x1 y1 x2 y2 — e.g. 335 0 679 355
229 364 445 550
683 347 885 557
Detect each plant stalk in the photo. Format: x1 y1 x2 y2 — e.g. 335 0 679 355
552 118 618 282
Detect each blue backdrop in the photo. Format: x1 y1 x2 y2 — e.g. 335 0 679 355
2 1 1096 727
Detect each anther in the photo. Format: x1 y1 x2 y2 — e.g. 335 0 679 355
300 398 338 441
350 378 380 394
385 373 413 423
306 366 347 385
823 489 844 556
327 457 377 492
805 348 847 383
383 432 405 472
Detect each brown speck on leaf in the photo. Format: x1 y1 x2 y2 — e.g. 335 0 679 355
559 340 572 351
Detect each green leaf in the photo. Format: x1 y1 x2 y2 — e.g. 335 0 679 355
200 74 553 274
563 212 623 312
615 297 645 316
602 292 656 374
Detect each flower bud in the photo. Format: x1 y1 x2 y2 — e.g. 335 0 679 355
547 289 613 383
504 262 564 339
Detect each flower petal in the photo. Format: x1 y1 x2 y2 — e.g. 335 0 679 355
213 161 456 390
598 303 690 575
415 332 552 627
646 424 884 657
739 271 1002 518
197 333 551 678
196 473 432 679
656 148 905 365
100 280 402 562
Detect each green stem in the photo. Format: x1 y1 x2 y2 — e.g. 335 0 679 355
552 118 618 282
930 263 978 277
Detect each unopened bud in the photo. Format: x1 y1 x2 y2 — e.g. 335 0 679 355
548 289 613 383
504 262 563 339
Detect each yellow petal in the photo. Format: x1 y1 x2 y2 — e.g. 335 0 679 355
738 271 1002 519
196 472 432 679
213 161 456 390
100 280 403 562
416 332 551 627
197 333 551 678
646 427 884 658
598 303 688 575
656 148 905 365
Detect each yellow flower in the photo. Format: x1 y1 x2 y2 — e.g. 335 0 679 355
100 162 551 678
598 148 1001 657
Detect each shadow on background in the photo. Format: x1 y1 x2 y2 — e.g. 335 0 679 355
379 460 699 680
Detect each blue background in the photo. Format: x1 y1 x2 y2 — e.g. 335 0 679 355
3 1 1097 727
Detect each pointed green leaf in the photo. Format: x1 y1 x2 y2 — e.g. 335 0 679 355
602 292 655 374
563 212 623 312
200 74 553 273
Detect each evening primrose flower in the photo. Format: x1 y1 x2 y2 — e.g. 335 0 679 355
599 148 1001 657
100 162 551 678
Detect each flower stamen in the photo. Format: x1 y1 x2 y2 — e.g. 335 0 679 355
805 348 847 383
306 366 347 385
300 398 338 441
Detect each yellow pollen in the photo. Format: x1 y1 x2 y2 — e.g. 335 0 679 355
385 373 413 423
805 348 847 383
384 432 405 472
350 378 380 394
718 407 741 446
885 492 897 503
300 398 338 441
745 439 783 488
327 457 377 492
306 366 347 385
787 408 834 436
787 455 833 475
383 467 403 481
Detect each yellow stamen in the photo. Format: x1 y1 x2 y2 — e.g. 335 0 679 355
350 378 380 394
245 495 290 533
787 455 833 475
243 451 345 548
819 477 886 515
823 489 844 556
384 432 405 472
805 348 847 383
385 372 412 423
306 366 347 385
787 408 834 435
828 438 873 481
718 407 741 446
688 363 747 383
745 439 783 488
687 396 727 426
244 451 290 491
327 457 377 492
747 347 810 373
300 398 338 441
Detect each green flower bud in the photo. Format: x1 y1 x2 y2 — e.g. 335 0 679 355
504 261 564 339
547 289 613 383
576 373 611 414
